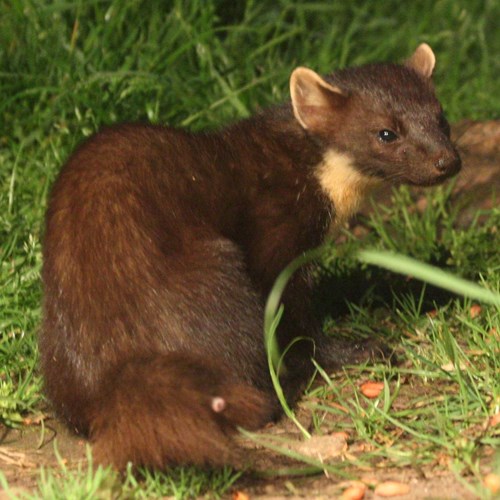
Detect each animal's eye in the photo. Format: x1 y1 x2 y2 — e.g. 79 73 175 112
378 129 398 143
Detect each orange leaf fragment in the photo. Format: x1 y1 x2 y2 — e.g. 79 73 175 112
232 492 250 500
490 413 500 427
484 473 500 494
469 304 482 318
360 381 384 398
330 402 350 413
341 482 367 500
440 361 467 372
374 481 410 497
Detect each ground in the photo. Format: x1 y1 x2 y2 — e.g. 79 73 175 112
0 120 498 499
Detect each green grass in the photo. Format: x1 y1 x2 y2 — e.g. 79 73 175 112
258 185 499 496
1 0 499 498
0 447 241 499
321 195 499 490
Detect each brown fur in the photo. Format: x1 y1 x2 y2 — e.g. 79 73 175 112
40 45 460 469
90 353 268 469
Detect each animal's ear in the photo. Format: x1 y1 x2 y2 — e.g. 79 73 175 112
405 43 435 79
290 67 347 132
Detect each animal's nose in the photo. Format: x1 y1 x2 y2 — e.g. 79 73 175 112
434 153 461 176
435 158 446 171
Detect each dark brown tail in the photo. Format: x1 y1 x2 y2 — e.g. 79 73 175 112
88 352 273 470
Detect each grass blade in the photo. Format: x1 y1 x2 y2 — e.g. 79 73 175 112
357 250 500 306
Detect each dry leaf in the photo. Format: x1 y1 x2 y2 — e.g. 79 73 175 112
340 482 367 500
440 361 467 372
0 447 36 468
291 434 347 461
330 402 350 413
374 481 410 497
232 491 250 500
435 452 451 467
484 473 500 494
360 381 384 398
469 304 482 318
490 413 500 427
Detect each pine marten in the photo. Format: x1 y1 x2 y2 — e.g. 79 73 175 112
40 44 461 470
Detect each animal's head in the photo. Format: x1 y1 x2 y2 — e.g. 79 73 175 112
290 44 461 187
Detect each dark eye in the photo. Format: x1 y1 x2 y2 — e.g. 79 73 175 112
378 129 398 143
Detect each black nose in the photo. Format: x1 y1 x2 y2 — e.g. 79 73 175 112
434 154 461 177
435 158 446 171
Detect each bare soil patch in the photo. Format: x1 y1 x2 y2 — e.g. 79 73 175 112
0 419 86 496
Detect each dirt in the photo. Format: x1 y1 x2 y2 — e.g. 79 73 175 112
0 419 87 496
0 121 498 499
237 383 494 499
238 470 479 500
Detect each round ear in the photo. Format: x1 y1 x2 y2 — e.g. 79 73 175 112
405 43 436 79
290 67 347 131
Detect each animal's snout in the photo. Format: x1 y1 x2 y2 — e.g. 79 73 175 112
434 151 461 178
435 157 446 171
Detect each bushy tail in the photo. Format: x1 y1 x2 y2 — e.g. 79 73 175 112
88 352 273 470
